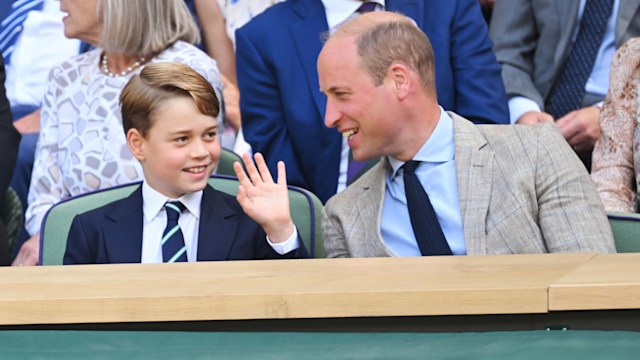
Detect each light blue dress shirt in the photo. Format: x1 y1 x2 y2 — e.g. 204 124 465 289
380 108 466 256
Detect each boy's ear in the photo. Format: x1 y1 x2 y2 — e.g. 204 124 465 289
127 128 146 161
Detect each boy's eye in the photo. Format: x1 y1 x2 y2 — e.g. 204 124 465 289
205 130 218 139
175 136 188 143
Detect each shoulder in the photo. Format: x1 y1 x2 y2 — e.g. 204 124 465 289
71 185 142 223
325 161 386 211
157 41 221 84
47 49 101 84
238 0 296 32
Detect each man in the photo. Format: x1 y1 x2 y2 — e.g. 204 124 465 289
489 0 640 170
319 12 615 258
236 0 509 203
0 53 21 265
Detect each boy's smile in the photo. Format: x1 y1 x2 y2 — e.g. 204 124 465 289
131 96 220 199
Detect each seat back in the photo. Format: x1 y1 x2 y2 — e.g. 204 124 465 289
607 212 640 253
41 175 323 265
217 148 242 176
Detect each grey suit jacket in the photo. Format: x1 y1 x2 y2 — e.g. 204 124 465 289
489 0 640 109
322 113 616 257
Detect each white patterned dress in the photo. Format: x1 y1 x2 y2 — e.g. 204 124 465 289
25 40 222 236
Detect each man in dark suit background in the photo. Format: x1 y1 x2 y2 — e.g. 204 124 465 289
236 0 509 203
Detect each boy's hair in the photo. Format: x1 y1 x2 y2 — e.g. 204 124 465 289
120 62 220 137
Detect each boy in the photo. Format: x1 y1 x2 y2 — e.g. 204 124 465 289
64 62 306 264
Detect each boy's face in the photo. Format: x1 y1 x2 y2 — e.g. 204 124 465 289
128 96 220 199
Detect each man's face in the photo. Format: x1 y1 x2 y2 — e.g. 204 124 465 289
129 97 220 199
318 38 398 162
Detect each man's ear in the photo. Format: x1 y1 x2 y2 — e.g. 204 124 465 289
388 62 411 99
127 128 146 162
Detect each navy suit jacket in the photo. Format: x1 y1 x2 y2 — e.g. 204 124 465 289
64 185 307 264
236 0 509 203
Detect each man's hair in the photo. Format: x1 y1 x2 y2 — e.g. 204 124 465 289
334 12 436 92
100 0 200 55
120 62 220 137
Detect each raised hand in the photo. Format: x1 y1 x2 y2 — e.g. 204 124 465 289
233 153 294 243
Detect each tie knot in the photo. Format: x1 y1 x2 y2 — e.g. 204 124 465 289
357 1 379 13
402 160 421 174
164 201 185 221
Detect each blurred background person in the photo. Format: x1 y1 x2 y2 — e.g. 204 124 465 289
490 0 640 171
0 0 86 249
592 37 640 212
0 53 21 265
13 0 223 266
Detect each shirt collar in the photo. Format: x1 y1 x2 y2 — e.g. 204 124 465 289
388 107 455 178
142 181 203 222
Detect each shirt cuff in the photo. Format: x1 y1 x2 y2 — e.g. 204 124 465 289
508 96 542 124
266 227 300 255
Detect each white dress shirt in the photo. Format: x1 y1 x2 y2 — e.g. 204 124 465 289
140 182 299 263
5 0 80 108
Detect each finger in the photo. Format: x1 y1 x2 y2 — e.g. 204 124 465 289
254 153 274 183
276 161 287 186
539 112 555 123
241 152 262 185
233 161 252 188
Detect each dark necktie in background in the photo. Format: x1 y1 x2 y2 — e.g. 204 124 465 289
357 1 379 13
162 201 188 263
547 0 614 119
0 0 44 64
402 161 452 256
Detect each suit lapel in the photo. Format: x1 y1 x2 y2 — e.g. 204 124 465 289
450 113 494 255
355 160 395 256
290 0 328 119
616 0 640 45
554 0 581 65
196 185 239 261
102 187 144 263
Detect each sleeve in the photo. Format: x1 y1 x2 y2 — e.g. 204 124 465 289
535 124 616 253
489 0 545 107
591 39 640 213
235 28 308 189
448 0 509 124
0 54 20 204
24 66 68 236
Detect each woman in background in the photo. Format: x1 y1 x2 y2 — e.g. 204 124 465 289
592 38 640 212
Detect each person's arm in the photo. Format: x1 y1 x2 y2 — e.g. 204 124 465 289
15 67 68 266
235 27 308 190
489 0 545 116
591 39 640 212
193 0 237 85
447 0 509 124
535 124 616 253
63 215 96 265
0 54 20 203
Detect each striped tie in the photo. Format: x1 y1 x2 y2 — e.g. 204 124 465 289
162 201 188 263
0 0 45 64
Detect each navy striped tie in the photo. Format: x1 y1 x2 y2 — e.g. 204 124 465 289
0 0 45 64
403 161 452 256
162 201 188 263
